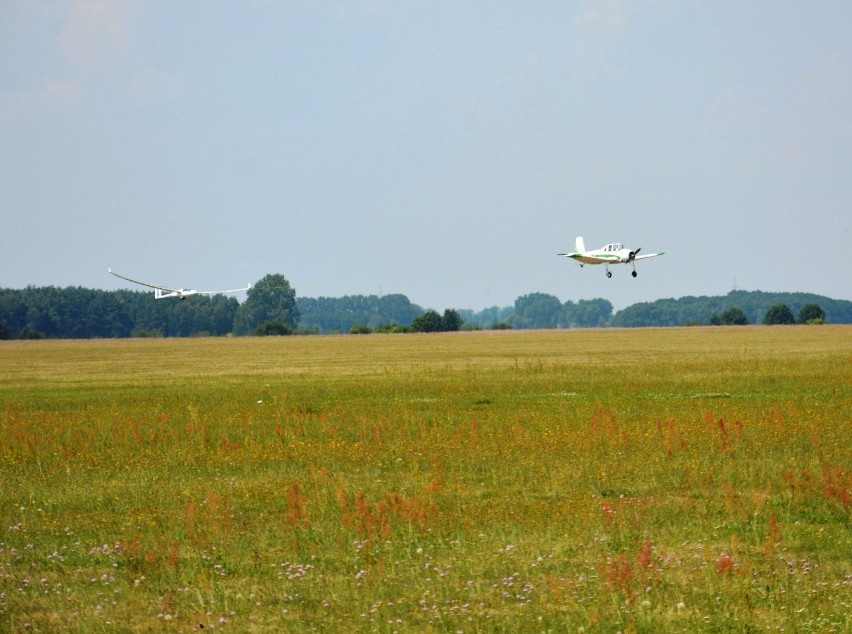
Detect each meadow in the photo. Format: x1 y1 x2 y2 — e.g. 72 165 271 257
0 327 849 632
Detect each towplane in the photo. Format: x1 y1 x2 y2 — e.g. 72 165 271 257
559 237 664 278
108 268 250 299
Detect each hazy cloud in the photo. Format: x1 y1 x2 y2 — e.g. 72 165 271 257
127 69 183 100
2 77 86 114
570 0 629 71
59 0 135 71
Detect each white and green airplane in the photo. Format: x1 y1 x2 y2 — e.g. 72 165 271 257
109 268 249 300
559 236 664 278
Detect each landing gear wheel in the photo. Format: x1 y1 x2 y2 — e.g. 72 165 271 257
632 271 637 278
606 271 612 278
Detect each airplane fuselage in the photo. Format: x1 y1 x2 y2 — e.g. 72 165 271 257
569 243 640 265
154 288 199 300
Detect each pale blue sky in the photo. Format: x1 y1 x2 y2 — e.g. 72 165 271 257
2 1 850 311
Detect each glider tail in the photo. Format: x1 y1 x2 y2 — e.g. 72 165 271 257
575 236 586 254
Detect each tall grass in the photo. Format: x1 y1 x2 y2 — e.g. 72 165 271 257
1 327 850 631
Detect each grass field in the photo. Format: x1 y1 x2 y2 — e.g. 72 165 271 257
1 327 850 632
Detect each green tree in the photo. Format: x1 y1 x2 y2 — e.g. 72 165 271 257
797 303 825 324
513 293 563 329
441 309 463 332
458 306 513 329
0 291 27 336
377 294 423 327
568 299 613 328
296 294 423 333
763 304 795 325
234 274 299 335
711 307 749 326
411 310 442 333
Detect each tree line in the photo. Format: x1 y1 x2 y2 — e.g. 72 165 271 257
703 303 825 326
0 277 848 340
0 286 240 339
609 290 849 327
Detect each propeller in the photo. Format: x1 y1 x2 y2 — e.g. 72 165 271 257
627 247 641 262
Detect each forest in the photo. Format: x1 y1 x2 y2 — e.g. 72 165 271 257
0 275 849 339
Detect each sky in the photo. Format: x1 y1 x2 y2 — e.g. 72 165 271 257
2 1 850 312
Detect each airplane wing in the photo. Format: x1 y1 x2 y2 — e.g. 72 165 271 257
634 252 664 260
108 268 178 293
193 285 251 295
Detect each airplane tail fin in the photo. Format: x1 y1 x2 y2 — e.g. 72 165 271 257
575 236 586 254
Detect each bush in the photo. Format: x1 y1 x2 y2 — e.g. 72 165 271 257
19 326 45 339
710 307 749 326
255 321 294 336
349 324 372 335
132 328 163 338
374 324 411 334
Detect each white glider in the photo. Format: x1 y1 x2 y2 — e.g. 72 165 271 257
108 268 250 299
559 237 664 278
